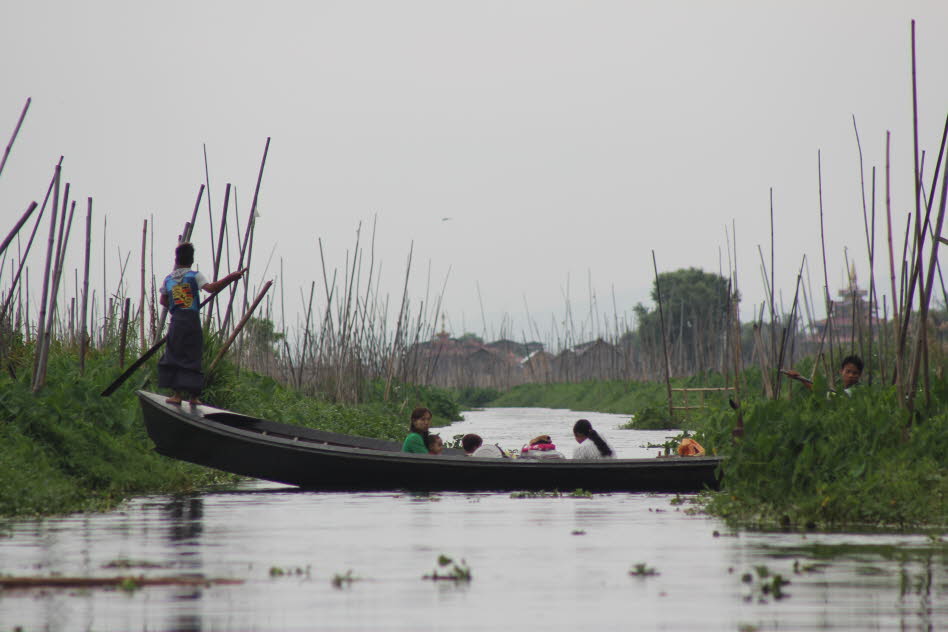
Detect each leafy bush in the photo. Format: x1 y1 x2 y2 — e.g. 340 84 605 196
625 404 678 430
696 383 948 528
452 386 501 408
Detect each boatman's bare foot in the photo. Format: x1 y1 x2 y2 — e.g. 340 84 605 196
189 398 202 406
166 395 182 405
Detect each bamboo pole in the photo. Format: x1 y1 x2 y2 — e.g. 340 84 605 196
899 21 925 369
118 298 131 369
866 167 878 384
184 185 204 243
31 165 61 391
0 97 30 179
222 138 270 333
35 198 75 391
768 188 777 395
651 251 674 421
139 219 147 352
208 182 230 330
384 243 413 401
2 159 61 324
775 256 806 398
908 141 948 411
102 214 107 345
297 281 315 388
208 281 273 374
79 198 92 373
817 150 837 385
0 201 37 262
884 131 902 386
203 144 216 269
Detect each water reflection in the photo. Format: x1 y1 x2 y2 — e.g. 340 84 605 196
0 408 945 631
164 496 205 544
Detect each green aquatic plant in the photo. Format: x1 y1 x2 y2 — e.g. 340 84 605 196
423 555 471 582
118 576 141 593
510 490 562 499
741 565 790 602
792 560 827 574
331 570 358 588
103 559 165 570
570 489 593 498
269 565 310 578
628 563 659 577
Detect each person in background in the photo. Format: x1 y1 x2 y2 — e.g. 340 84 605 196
572 419 615 459
783 355 864 397
520 435 565 459
426 434 444 455
461 433 483 455
401 407 432 453
158 241 246 405
835 355 864 396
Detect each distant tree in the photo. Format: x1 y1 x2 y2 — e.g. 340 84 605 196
244 317 285 357
632 268 734 374
456 333 484 345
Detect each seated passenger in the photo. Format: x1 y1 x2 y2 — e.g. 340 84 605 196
520 435 565 460
426 434 444 455
572 419 615 459
401 406 432 454
461 433 483 455
471 443 507 458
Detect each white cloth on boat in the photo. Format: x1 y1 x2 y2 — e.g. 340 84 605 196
471 444 506 458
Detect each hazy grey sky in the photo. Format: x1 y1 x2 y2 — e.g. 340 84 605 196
2 1 947 345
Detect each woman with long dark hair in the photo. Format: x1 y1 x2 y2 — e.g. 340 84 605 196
572 419 614 459
401 406 432 453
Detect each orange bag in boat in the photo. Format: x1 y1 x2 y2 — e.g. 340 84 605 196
677 438 705 457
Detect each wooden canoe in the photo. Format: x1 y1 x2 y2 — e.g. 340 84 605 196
137 391 721 492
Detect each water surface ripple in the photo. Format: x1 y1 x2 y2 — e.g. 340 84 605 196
1 408 944 631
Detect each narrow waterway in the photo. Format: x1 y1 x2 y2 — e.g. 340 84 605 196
1 408 944 631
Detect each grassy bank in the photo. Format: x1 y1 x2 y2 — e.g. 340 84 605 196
0 340 462 519
486 373 745 429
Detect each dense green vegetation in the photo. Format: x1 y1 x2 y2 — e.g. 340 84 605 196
697 379 948 529
0 339 462 519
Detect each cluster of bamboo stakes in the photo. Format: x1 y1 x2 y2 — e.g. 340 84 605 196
0 22 944 413
734 22 947 422
0 103 452 403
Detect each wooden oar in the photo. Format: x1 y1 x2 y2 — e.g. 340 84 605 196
100 277 242 397
780 369 814 387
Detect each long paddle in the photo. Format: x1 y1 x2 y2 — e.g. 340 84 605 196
100 275 244 397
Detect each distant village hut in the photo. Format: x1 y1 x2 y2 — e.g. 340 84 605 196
573 338 624 381
521 349 554 383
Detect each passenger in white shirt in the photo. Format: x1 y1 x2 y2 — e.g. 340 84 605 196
571 419 615 459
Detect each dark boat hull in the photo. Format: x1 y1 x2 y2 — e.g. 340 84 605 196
137 391 721 492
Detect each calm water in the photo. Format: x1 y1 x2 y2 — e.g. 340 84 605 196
1 408 945 631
